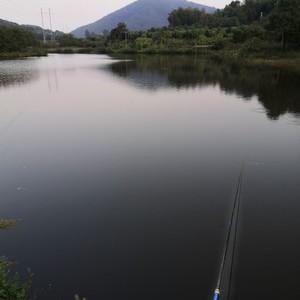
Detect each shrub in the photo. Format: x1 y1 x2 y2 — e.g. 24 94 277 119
232 26 249 43
0 256 33 300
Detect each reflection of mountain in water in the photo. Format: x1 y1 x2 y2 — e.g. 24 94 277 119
0 60 38 88
107 55 300 120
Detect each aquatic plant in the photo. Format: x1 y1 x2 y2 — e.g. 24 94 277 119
0 256 33 300
0 219 19 231
0 219 33 299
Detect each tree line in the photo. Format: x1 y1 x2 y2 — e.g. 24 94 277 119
54 0 299 55
168 0 300 50
1 0 299 56
0 25 37 53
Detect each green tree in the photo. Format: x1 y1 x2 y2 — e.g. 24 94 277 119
268 0 300 50
108 23 128 42
57 33 78 47
232 26 249 43
168 8 212 27
222 1 247 24
135 37 153 50
243 0 277 22
0 25 37 52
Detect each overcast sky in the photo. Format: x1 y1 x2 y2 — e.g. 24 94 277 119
1 0 232 32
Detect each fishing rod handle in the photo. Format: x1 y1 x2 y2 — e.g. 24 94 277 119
213 289 220 300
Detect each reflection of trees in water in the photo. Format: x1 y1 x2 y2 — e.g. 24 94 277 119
108 55 300 120
0 62 38 89
109 57 170 91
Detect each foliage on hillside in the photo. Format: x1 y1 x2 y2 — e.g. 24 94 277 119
0 25 37 53
57 0 300 57
0 18 63 57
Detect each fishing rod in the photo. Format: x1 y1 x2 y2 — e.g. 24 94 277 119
213 165 244 300
227 167 244 300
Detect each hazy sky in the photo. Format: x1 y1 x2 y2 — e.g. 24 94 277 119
0 0 231 32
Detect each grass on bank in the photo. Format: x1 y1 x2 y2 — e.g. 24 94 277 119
0 49 48 60
250 57 300 73
0 219 33 300
46 44 300 75
0 219 87 300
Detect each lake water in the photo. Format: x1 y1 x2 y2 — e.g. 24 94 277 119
0 54 299 300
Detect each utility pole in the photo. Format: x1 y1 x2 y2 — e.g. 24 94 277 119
40 8 46 44
49 8 54 43
125 31 128 48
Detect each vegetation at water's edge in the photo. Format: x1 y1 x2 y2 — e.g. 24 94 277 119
50 0 300 66
0 220 33 300
0 25 48 59
0 256 33 300
0 219 87 299
0 50 48 59
1 0 299 64
0 25 36 51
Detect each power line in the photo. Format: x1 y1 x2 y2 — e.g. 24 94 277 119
1 2 27 16
48 8 55 41
0 3 40 26
40 8 46 44
2 0 38 16
0 5 36 22
1 1 60 32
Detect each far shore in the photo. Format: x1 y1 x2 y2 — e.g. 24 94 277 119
2 48 300 74
0 49 47 60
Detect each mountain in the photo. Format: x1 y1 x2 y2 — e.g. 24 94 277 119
72 0 216 37
0 19 18 26
22 25 63 40
0 19 63 41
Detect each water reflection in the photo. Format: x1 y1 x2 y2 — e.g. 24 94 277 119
107 55 300 120
0 54 299 300
0 59 38 89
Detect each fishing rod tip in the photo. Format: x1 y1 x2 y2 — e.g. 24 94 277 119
213 289 220 300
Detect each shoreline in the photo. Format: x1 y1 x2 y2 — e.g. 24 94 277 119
2 48 300 74
0 49 48 60
249 58 300 73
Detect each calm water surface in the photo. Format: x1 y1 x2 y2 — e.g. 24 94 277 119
0 54 299 300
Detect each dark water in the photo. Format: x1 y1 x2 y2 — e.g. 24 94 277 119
0 54 299 300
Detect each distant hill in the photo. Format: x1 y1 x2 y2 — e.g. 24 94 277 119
0 18 63 41
72 0 216 37
0 19 18 26
22 25 63 41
